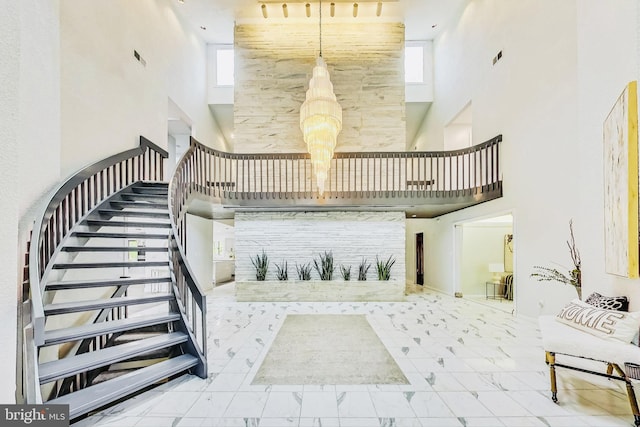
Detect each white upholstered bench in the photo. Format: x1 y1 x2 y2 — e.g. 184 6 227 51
539 314 640 426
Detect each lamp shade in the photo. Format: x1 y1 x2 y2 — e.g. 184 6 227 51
488 263 504 273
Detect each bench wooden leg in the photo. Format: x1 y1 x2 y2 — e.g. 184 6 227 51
546 351 558 403
610 363 640 426
607 363 614 376
625 380 640 427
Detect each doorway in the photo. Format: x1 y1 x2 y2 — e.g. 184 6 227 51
168 98 193 176
416 233 424 285
457 214 514 314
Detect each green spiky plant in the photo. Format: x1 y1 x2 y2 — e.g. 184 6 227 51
313 251 335 280
275 260 288 281
296 262 312 281
358 258 371 281
376 255 396 280
340 265 351 281
250 250 269 281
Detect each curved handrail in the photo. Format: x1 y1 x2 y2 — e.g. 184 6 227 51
168 142 208 375
179 135 502 203
191 134 501 159
28 137 167 346
22 136 167 404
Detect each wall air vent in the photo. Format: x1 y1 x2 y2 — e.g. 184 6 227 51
492 50 503 66
134 50 147 67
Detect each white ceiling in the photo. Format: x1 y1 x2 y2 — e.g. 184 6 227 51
174 0 466 44
173 0 467 147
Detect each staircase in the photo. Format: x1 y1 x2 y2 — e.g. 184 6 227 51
36 182 201 419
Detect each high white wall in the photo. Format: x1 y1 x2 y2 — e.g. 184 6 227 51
0 0 22 405
59 0 222 175
1 0 62 403
412 0 640 318
575 1 640 307
186 214 214 292
235 212 405 282
444 124 472 150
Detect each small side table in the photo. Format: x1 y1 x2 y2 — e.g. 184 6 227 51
485 281 504 301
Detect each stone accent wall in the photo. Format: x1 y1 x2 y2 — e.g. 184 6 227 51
236 280 406 302
235 211 405 282
234 23 405 153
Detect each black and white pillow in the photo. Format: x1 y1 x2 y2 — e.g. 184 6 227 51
585 292 629 312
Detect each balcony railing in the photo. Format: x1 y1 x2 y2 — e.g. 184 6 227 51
173 135 502 211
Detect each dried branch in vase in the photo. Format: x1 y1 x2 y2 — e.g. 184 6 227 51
531 219 582 299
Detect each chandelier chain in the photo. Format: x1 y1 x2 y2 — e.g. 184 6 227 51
319 0 322 57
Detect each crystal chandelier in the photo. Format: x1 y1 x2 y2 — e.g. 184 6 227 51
300 0 342 195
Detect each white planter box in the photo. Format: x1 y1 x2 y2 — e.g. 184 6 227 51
235 280 405 302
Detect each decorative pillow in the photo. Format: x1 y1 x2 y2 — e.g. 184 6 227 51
556 299 640 343
585 292 629 312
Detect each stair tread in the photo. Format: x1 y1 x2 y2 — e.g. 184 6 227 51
72 231 169 239
39 332 187 384
114 331 165 342
44 294 174 315
84 220 171 228
62 246 168 252
135 182 168 187
131 185 168 192
43 313 181 346
48 354 197 419
97 209 170 218
53 261 168 269
131 190 168 196
120 191 166 199
47 276 172 290
110 201 167 209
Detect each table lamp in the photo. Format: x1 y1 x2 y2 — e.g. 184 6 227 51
488 263 504 283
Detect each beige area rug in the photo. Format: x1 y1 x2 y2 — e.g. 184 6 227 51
252 314 409 384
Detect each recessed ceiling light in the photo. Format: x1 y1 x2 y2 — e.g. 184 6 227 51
411 214 417 218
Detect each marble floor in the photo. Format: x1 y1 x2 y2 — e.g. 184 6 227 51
75 284 637 427
464 296 515 315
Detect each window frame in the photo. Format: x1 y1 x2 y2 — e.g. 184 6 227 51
214 45 234 87
405 41 427 84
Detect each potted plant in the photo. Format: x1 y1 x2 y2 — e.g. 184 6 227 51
250 250 269 281
340 265 351 281
358 258 371 281
296 262 312 281
313 251 335 281
376 255 396 281
275 260 288 281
